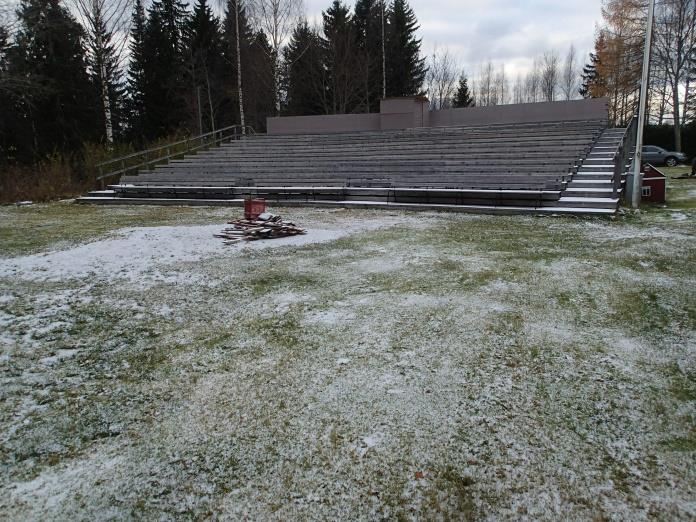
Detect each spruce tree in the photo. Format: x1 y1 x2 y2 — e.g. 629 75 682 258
322 1 361 114
353 0 383 112
184 0 224 133
283 20 325 116
579 52 600 98
453 75 474 108
7 0 98 161
126 0 148 144
386 0 425 97
142 0 188 138
246 31 275 130
85 8 125 144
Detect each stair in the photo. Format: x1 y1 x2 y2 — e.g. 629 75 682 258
550 127 628 213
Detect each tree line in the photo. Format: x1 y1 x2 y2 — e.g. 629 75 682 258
0 0 430 167
580 0 696 152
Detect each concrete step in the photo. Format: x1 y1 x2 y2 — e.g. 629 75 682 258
568 179 614 188
577 166 614 172
564 187 616 197
74 196 616 215
555 196 619 209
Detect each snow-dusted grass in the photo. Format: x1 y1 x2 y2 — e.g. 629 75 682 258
1 199 695 520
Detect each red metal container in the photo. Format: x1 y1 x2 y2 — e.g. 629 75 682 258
244 198 266 219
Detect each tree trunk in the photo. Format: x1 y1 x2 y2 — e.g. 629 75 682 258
235 2 245 134
100 60 114 147
673 79 682 151
206 73 216 132
96 28 113 147
381 1 386 99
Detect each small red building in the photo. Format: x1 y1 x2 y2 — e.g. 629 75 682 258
641 164 667 203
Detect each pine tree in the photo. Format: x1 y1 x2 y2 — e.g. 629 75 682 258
245 31 275 130
184 0 224 133
453 75 474 108
386 0 425 97
126 0 148 144
322 0 361 114
353 0 384 112
141 0 189 139
6 0 98 161
283 20 325 116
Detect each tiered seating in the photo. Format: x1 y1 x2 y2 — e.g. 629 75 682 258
108 119 607 209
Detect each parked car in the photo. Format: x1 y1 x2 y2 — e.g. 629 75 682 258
642 145 688 167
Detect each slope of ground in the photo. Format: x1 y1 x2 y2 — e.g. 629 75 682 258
1 179 695 520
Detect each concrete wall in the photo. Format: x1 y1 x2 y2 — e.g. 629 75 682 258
267 113 380 135
430 98 609 127
267 97 609 135
380 97 430 130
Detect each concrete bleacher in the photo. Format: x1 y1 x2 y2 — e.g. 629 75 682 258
77 98 629 215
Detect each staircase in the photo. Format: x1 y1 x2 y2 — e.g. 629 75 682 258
543 127 628 215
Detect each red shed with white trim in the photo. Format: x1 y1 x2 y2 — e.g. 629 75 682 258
641 163 666 203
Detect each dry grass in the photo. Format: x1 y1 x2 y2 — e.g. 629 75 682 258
0 156 91 204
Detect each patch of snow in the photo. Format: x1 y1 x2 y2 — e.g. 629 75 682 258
0 216 417 286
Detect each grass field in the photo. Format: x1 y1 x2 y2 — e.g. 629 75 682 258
1 175 695 520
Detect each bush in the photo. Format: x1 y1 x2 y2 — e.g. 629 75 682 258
0 154 90 203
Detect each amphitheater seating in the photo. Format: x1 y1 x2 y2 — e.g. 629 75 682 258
77 117 630 213
118 120 605 196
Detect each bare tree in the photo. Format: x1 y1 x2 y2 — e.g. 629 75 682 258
70 0 132 146
524 58 541 103
425 46 458 110
478 60 495 106
541 50 559 102
249 0 304 115
513 73 524 104
494 64 508 104
653 0 696 151
560 43 578 100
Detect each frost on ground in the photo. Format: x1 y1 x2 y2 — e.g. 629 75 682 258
0 201 695 520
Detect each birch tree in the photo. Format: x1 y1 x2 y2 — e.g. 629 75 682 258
248 0 304 114
494 64 508 104
71 0 133 146
561 43 578 100
524 58 541 102
541 50 559 101
425 46 458 110
478 60 495 106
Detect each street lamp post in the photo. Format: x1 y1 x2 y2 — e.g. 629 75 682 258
631 0 656 208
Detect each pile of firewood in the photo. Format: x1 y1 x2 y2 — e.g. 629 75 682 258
214 212 306 244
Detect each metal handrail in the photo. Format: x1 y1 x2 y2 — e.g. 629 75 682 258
96 124 256 181
611 116 638 197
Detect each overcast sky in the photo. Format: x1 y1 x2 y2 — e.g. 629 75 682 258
304 0 604 79
2 0 605 79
